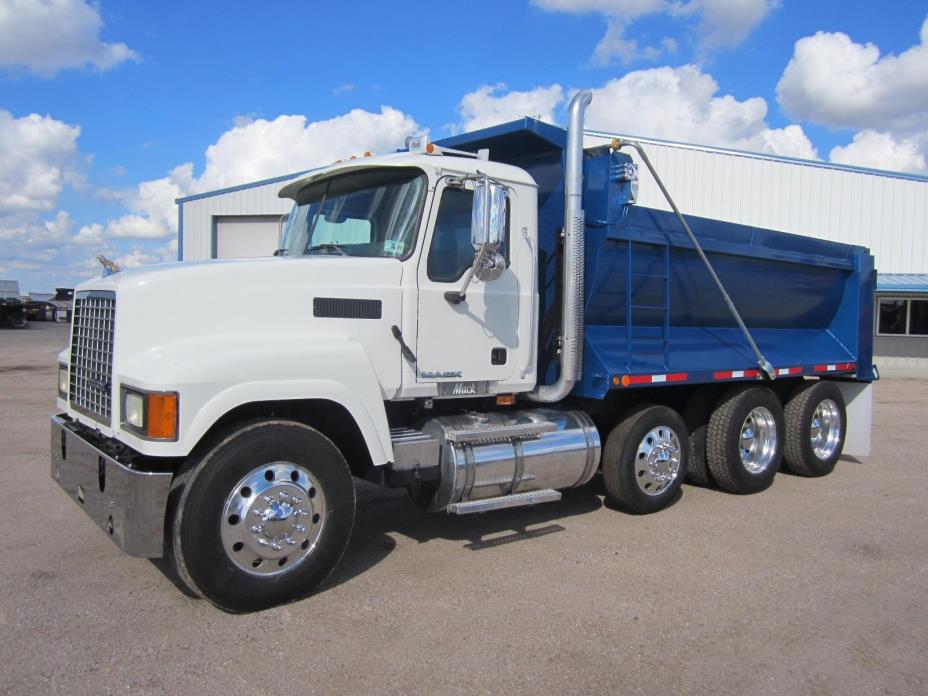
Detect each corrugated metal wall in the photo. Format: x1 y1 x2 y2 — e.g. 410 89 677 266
585 132 928 274
181 179 295 261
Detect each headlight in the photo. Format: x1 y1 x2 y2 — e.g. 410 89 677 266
121 386 179 441
124 390 145 429
58 364 68 399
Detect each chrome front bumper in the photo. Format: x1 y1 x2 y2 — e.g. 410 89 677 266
50 415 173 557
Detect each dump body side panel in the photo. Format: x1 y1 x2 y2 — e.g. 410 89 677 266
438 121 877 400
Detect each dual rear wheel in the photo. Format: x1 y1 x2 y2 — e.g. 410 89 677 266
602 380 847 511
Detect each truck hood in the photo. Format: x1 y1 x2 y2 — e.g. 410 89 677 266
74 255 405 382
77 255 403 313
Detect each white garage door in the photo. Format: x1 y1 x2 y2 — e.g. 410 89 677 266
214 216 284 259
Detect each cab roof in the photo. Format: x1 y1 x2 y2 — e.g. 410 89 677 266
277 151 537 201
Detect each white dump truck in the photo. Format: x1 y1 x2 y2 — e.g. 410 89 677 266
52 92 874 611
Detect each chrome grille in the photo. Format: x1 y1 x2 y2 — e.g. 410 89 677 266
69 291 116 425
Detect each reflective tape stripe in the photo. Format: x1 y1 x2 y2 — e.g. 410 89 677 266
776 367 802 376
616 373 689 387
713 369 759 380
813 362 856 373
813 363 857 372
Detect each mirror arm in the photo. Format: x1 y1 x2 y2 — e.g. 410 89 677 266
444 242 491 305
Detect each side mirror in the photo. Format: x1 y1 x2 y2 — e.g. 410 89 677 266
445 178 508 304
471 179 507 251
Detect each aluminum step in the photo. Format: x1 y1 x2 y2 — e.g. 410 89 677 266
447 489 562 515
445 420 557 444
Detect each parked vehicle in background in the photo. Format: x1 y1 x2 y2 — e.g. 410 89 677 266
0 280 26 328
50 91 875 611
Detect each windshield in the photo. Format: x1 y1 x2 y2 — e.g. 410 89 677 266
279 167 426 258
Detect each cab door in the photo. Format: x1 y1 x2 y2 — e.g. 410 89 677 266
415 181 520 391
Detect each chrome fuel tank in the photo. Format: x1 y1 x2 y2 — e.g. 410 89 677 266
421 408 600 513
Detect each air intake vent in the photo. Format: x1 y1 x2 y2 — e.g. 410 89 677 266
69 291 116 425
313 297 382 319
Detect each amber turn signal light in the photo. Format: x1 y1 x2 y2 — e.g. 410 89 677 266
147 393 178 440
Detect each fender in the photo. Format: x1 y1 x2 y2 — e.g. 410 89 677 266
112 333 394 464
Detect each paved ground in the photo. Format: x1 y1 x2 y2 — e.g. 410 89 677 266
1 322 926 695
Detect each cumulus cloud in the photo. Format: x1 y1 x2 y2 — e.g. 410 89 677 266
777 17 928 133
777 16 928 174
585 65 817 158
677 0 779 50
94 106 423 242
0 110 82 213
455 84 564 132
452 69 816 159
829 130 926 174
533 0 776 63
0 0 138 77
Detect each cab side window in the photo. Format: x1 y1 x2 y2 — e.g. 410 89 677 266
427 189 474 282
427 188 509 282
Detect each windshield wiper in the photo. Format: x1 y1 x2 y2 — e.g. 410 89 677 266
273 248 288 256
306 243 348 256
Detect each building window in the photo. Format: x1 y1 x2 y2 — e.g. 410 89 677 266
877 297 928 336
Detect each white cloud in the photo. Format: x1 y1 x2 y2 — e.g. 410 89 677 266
533 0 776 63
677 0 779 50
453 69 817 159
95 106 422 242
455 84 564 132
74 222 104 246
777 17 928 133
777 17 928 175
829 130 926 174
0 110 82 213
585 65 817 158
0 210 71 244
0 0 138 77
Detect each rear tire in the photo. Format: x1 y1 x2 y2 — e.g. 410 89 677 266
683 389 716 487
783 381 846 476
706 386 784 494
167 419 356 612
602 405 688 514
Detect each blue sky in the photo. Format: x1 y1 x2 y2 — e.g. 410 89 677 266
1 0 927 292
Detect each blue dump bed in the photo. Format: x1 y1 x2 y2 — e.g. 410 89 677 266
438 119 876 400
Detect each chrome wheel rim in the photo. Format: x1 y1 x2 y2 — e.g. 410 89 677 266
810 398 842 460
634 426 682 496
739 407 777 474
221 461 325 576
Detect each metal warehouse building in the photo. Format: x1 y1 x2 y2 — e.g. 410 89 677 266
175 125 928 370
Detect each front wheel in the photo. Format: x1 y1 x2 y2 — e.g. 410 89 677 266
167 420 356 612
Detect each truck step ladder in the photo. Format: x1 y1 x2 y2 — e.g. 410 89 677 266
626 241 672 371
447 489 562 515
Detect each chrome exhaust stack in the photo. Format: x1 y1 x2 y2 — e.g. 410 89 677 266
530 89 593 403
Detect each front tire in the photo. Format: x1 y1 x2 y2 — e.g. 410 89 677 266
168 419 356 612
602 405 688 514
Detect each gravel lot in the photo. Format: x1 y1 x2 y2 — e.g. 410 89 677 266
1 322 926 695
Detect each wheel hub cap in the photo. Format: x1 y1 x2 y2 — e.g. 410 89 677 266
221 462 325 576
739 407 777 474
810 398 841 460
635 426 682 496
